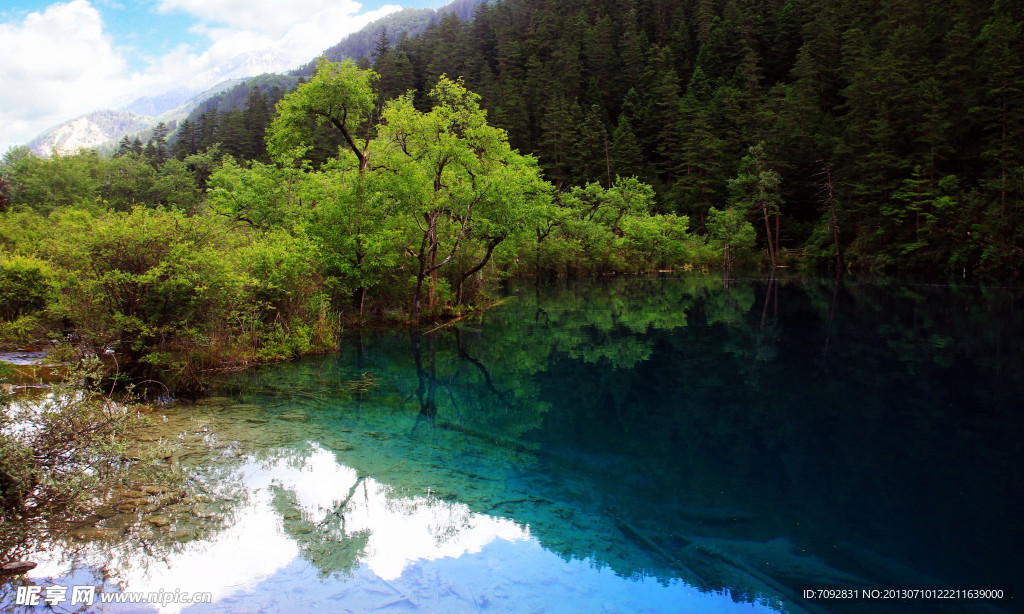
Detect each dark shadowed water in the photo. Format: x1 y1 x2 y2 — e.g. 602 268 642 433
5 273 1021 613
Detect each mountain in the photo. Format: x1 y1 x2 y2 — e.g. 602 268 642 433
294 0 491 76
26 110 152 156
183 74 299 118
120 48 296 118
26 48 297 157
25 0 489 157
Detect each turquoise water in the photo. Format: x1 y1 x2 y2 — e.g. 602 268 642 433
5 274 1021 613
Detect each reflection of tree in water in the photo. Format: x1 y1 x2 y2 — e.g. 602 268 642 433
270 484 370 580
211 274 1022 611
0 410 250 607
269 465 477 579
425 500 475 549
531 275 1022 603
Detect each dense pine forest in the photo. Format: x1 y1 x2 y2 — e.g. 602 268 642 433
369 0 1023 275
1 0 1022 389
167 0 1022 275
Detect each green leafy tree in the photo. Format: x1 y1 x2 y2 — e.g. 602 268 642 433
1 148 102 212
728 142 783 267
376 77 547 318
0 253 56 322
207 157 303 228
301 163 403 316
150 158 201 211
268 57 378 170
99 153 157 211
707 206 756 269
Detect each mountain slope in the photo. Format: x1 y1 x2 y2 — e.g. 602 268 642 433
120 48 297 118
25 0 490 157
294 0 491 76
26 110 152 156
26 48 297 157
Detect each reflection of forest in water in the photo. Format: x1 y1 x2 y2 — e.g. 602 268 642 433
4 274 1018 613
221 273 1022 613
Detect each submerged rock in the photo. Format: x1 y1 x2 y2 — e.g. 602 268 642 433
70 528 120 541
116 500 161 514
190 507 217 519
195 397 233 406
118 489 152 499
143 515 171 527
169 529 197 542
0 561 37 575
140 484 171 495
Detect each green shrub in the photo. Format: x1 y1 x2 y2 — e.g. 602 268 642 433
0 253 56 322
0 361 142 524
45 207 247 388
0 314 44 345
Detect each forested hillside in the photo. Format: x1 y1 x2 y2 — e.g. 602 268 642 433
294 0 491 75
367 0 1022 275
155 0 1024 276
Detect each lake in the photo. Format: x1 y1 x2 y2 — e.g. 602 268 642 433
4 273 1021 613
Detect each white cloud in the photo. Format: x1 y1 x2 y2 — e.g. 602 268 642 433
158 0 401 66
0 0 403 153
0 0 142 152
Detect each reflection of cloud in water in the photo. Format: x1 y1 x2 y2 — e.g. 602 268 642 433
259 445 531 581
30 444 531 613
127 493 298 611
23 442 779 613
28 490 299 613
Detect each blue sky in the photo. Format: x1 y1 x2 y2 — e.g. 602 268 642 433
0 0 448 152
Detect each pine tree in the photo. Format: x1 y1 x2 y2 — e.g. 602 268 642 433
151 122 169 166
243 88 272 162
610 114 645 181
573 104 612 186
583 15 618 108
729 142 784 267
536 95 579 188
975 3 1024 219
114 136 132 158
173 119 198 159
645 46 684 179
197 109 220 151
218 108 250 160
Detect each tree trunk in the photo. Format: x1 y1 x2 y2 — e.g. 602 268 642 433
353 251 366 318
411 333 437 421
455 237 503 304
353 286 366 318
1001 102 1007 218
409 226 431 321
428 230 438 309
830 203 843 271
761 201 776 269
604 131 613 189
774 213 781 260
822 162 843 271
411 270 426 321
